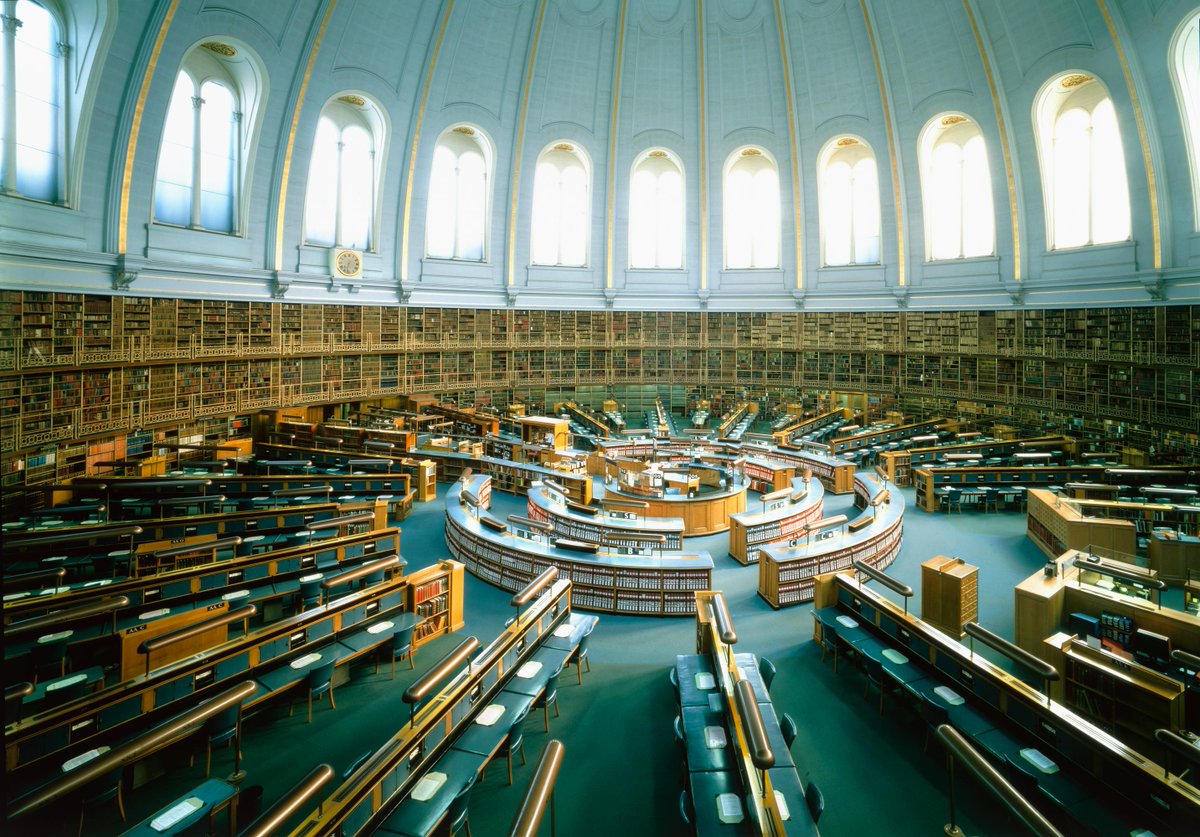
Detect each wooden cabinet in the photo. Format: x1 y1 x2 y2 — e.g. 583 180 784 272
921 555 978 639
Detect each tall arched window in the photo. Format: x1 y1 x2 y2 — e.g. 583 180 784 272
304 95 384 249
818 137 880 266
1035 73 1131 249
426 125 490 261
153 41 263 234
530 142 590 267
1 0 63 201
629 149 684 269
1170 11 1200 230
919 114 994 260
723 148 779 269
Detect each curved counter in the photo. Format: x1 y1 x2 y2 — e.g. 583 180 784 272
600 472 748 536
525 483 685 550
444 480 713 616
728 476 825 565
758 474 904 608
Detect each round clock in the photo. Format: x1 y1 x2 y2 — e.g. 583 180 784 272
335 249 362 278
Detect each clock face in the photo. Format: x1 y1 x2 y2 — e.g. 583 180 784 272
336 250 361 276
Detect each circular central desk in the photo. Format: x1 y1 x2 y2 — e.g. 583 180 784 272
602 473 749 536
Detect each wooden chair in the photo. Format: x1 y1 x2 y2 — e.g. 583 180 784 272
77 765 125 837
190 703 241 777
804 781 825 825
292 659 336 724
534 666 562 732
679 788 694 828
484 705 529 785
379 623 416 678
779 712 798 750
758 657 777 693
446 773 476 837
569 623 593 685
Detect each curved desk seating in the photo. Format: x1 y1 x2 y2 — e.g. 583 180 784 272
444 482 712 616
758 474 904 608
525 483 685 550
728 476 825 565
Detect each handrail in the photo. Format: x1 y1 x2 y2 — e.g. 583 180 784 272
158 443 240 452
852 559 914 599
600 531 666 544
710 592 737 645
5 525 144 548
241 764 335 837
6 682 34 705
935 725 1062 837
320 555 401 591
507 515 553 533
1072 554 1166 591
962 622 1059 682
7 680 257 820
1171 649 1200 670
761 488 791 503
733 679 774 771
138 604 257 658
348 458 393 468
402 637 480 711
806 514 848 531
8 567 67 589
1154 729 1200 779
509 740 566 837
304 512 377 532
460 489 480 507
6 596 131 637
152 535 243 559
511 568 558 607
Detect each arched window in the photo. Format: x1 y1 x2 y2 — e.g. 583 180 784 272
919 115 994 260
1 0 64 201
1035 73 1131 249
426 125 490 261
1170 11 1200 230
723 148 780 269
629 149 684 269
530 142 590 267
153 41 265 234
818 137 880 266
304 95 384 249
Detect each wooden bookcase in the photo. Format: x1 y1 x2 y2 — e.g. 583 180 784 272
1045 634 1184 758
920 555 979 639
407 560 465 647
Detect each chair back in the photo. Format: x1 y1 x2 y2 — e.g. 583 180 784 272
779 712 798 750
204 703 240 746
80 764 123 807
804 781 825 824
505 705 530 752
679 789 694 826
919 697 950 729
31 637 69 668
822 623 839 649
299 577 323 607
447 773 477 832
307 659 336 694
542 666 562 703
393 624 415 656
758 657 777 692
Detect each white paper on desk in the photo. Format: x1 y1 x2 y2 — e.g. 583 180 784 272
47 673 88 691
150 797 204 832
222 590 249 601
62 745 110 772
882 649 907 665
694 672 716 690
289 652 322 669
934 685 964 705
517 661 543 679
3 591 32 601
300 573 324 582
704 726 727 749
475 704 506 726
716 792 744 823
38 629 74 643
139 608 170 620
367 621 394 635
411 772 447 802
553 625 573 638
773 790 791 821
707 692 723 713
1020 748 1059 774
836 615 859 629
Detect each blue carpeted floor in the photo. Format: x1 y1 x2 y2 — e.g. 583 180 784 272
83 478 1061 836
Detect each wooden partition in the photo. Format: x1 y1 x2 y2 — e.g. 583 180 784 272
728 477 824 565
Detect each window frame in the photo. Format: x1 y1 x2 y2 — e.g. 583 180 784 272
817 136 881 267
302 94 386 251
917 113 996 262
529 140 592 268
